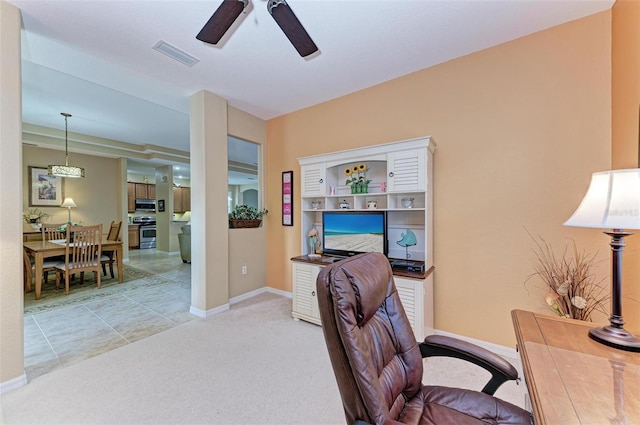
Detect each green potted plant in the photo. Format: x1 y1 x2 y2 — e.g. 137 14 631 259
229 205 268 228
23 208 49 224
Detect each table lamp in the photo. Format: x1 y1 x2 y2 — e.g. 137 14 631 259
564 168 640 352
61 197 77 223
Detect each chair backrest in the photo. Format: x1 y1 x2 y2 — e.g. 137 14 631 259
42 223 66 241
316 252 423 425
65 224 102 268
23 249 36 291
106 221 122 241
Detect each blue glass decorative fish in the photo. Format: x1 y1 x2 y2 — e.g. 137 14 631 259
396 229 417 247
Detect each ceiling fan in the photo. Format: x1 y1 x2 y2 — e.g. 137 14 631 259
196 0 318 58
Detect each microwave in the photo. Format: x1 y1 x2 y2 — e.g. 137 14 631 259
135 199 156 211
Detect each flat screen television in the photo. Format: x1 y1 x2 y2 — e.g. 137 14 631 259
322 210 387 258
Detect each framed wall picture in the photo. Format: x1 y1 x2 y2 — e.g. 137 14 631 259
282 170 293 226
28 166 64 207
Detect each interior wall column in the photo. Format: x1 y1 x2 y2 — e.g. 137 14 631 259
117 157 130 259
0 0 27 391
155 165 173 252
189 90 229 314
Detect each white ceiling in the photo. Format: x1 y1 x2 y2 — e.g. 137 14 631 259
9 0 613 179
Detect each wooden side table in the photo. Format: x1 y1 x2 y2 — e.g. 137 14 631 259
512 310 640 424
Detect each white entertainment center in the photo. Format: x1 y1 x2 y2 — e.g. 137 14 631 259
291 136 436 338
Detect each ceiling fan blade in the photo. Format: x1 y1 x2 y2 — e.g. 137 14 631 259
197 0 248 45
267 0 318 58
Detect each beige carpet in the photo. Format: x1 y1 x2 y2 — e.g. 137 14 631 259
3 292 525 424
24 265 165 315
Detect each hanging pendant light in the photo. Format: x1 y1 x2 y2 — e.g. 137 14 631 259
48 112 85 178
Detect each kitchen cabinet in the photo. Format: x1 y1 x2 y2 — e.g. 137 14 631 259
134 183 155 200
127 183 136 212
182 187 190 211
128 224 140 249
173 187 191 213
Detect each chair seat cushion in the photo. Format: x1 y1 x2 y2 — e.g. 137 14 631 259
100 255 111 261
55 260 100 270
29 258 63 268
398 385 530 425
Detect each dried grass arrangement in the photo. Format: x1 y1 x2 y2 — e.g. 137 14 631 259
526 234 609 321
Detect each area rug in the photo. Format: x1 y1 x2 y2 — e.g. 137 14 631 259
24 265 170 315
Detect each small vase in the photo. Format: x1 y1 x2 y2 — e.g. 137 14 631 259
362 184 368 194
356 185 362 194
351 186 356 194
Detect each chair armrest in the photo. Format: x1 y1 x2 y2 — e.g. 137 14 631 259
419 335 518 395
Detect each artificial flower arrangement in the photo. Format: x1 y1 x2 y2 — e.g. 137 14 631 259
23 208 49 224
228 204 269 228
525 234 608 321
344 163 371 194
56 222 83 233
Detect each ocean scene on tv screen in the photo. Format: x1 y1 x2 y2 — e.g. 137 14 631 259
324 213 384 253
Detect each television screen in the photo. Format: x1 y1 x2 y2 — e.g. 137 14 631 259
322 211 387 258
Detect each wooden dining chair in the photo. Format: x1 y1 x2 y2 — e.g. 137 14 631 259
41 223 66 241
101 220 122 278
54 224 103 295
40 223 67 282
23 250 60 292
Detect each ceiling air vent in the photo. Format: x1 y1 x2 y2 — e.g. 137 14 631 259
153 40 200 67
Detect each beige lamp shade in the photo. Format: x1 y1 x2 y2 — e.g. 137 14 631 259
564 169 640 230
60 197 77 209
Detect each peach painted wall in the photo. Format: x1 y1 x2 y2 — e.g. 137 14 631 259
266 12 613 347
612 0 640 329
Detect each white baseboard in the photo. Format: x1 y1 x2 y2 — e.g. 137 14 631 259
229 287 268 304
189 303 230 318
0 372 27 395
433 329 518 363
266 287 292 298
190 286 291 316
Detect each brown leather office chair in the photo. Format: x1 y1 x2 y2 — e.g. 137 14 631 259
316 252 532 425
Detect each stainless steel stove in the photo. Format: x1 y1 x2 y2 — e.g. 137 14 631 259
133 216 156 249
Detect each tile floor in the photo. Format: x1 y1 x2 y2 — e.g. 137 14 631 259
23 249 194 381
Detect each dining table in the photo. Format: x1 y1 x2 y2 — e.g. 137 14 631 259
24 238 124 300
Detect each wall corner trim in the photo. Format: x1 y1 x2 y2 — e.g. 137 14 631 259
0 372 28 395
189 303 230 318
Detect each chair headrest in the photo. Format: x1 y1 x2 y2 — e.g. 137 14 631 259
327 252 394 326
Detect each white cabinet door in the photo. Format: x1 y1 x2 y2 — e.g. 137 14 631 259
394 276 424 339
387 149 426 192
292 262 321 325
301 163 326 197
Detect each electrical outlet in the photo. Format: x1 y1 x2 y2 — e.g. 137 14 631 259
241 266 247 275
